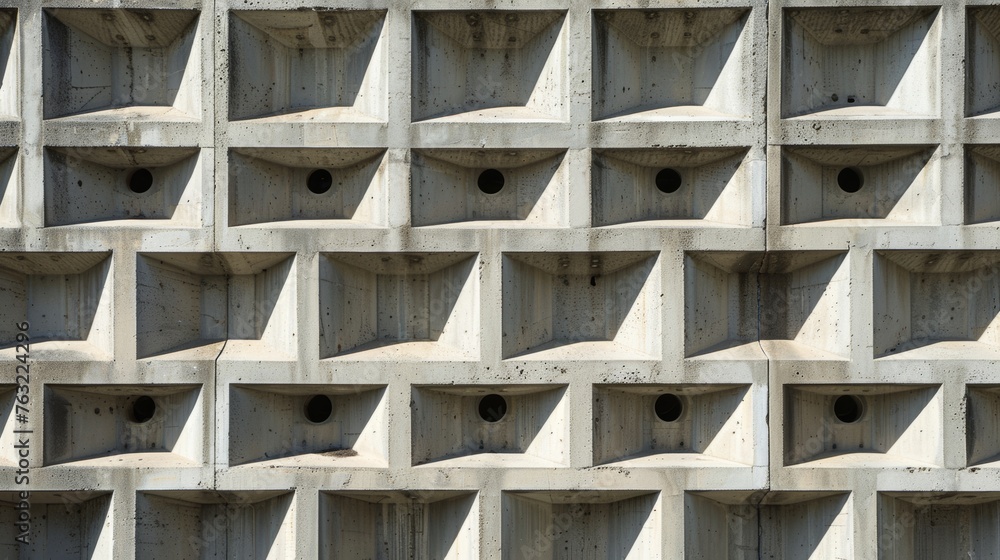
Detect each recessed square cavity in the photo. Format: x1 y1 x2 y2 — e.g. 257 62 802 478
781 145 939 225
44 147 203 227
0 148 18 227
411 385 568 467
228 384 387 467
502 252 660 360
593 384 754 467
686 492 853 559
0 10 17 120
43 8 201 120
319 252 479 360
782 7 939 118
966 146 1000 224
137 491 295 560
874 251 1000 359
502 491 662 560
784 384 942 467
966 386 1000 467
0 491 112 559
0 252 112 360
593 147 753 226
879 493 1000 559
229 148 387 227
968 8 1000 117
0 386 20 466
136 252 296 360
685 251 850 360
411 149 568 227
321 491 479 560
412 10 567 122
44 384 204 467
593 8 752 120
229 10 386 122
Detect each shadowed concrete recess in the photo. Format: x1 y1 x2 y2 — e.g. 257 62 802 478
0 0 995 558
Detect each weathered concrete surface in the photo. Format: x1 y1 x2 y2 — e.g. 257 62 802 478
0 0 990 558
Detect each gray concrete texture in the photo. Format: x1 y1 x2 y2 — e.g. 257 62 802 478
0 0 995 558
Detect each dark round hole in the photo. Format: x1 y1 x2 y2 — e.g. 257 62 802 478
654 393 683 422
833 395 863 423
477 169 505 195
655 168 682 193
478 394 507 422
305 395 333 424
128 168 153 194
837 167 863 193
131 396 156 424
307 169 333 194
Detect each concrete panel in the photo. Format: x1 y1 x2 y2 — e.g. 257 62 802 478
0 0 990 557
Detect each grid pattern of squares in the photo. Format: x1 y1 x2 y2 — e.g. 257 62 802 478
0 0 998 557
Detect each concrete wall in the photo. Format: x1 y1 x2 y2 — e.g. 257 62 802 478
0 0 994 558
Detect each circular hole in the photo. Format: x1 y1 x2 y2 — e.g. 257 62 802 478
131 396 156 424
477 169 505 195
307 169 333 194
127 168 153 194
478 394 507 422
305 395 333 424
833 395 864 423
654 393 683 422
837 167 864 193
655 168 682 194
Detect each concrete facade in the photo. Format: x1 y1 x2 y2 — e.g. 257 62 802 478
0 0 994 558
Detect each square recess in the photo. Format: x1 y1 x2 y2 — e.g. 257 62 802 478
411 149 568 227
966 146 1000 224
0 252 112 360
137 491 295 560
502 491 662 560
781 145 939 225
44 384 204 467
0 10 17 120
782 7 939 118
229 148 387 227
412 10 567 122
320 491 478 560
0 386 19 465
966 386 1000 467
874 251 1000 359
784 384 942 468
593 147 753 227
136 252 296 360
45 147 203 227
0 148 18 227
228 384 387 468
968 8 1000 118
593 384 754 467
0 491 112 558
229 10 386 122
319 252 479 360
43 8 200 121
879 493 1000 559
411 385 568 468
593 8 752 121
685 251 850 361
686 492 853 559
502 252 660 360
